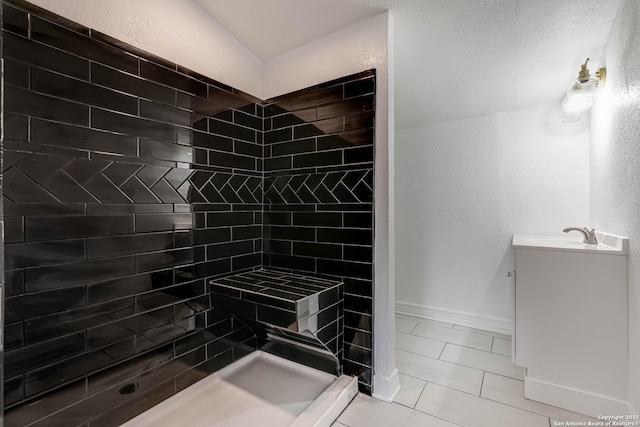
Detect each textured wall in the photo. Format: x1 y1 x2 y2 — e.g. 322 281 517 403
395 103 590 327
589 0 640 413
2 1 262 425
25 0 263 97
262 71 376 392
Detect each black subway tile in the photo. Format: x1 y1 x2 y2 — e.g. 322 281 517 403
265 253 316 272
5 269 25 297
3 4 28 36
3 31 90 80
344 146 374 164
25 215 134 240
87 271 167 304
92 109 177 143
135 213 194 233
208 86 252 109
264 156 293 172
6 239 86 269
264 127 292 144
31 17 138 74
317 259 372 280
233 110 262 130
5 285 86 323
345 77 375 98
234 141 262 158
140 60 207 97
344 278 373 297
24 256 135 293
4 217 24 243
31 119 138 156
256 305 297 329
208 150 256 170
317 228 372 245
271 139 316 157
139 139 193 163
5 322 24 352
206 211 254 227
292 242 342 260
91 63 175 105
5 333 87 378
343 245 373 262
4 113 29 141
183 129 234 152
135 248 197 273
317 95 374 120
4 376 25 407
293 86 344 110
5 85 89 126
4 58 29 88
345 111 375 131
31 68 138 115
293 151 342 169
317 129 374 151
267 226 315 241
87 233 174 259
177 92 227 116
293 212 342 227
209 118 256 143
25 338 135 397
344 212 373 228
140 100 195 128
25 298 135 345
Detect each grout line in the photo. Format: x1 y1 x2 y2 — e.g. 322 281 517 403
438 343 447 360
412 379 428 409
479 370 486 397
491 336 495 353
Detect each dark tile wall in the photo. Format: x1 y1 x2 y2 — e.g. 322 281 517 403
2 1 262 425
1 0 378 423
262 71 376 393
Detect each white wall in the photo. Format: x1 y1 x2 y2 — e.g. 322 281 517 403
265 13 398 402
27 0 264 97
589 0 640 413
395 103 590 331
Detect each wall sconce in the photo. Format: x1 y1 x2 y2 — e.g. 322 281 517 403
561 58 606 115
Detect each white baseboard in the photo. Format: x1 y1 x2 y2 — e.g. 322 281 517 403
395 301 511 336
372 368 401 402
524 376 630 419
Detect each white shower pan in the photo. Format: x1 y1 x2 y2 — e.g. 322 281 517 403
121 351 358 427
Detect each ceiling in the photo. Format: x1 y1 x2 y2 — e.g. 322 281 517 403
194 0 621 128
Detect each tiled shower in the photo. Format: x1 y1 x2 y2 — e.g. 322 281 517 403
1 1 376 425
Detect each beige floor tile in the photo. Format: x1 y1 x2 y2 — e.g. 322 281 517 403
337 393 458 427
416 382 550 427
396 315 420 333
491 337 511 356
396 349 484 395
452 325 511 340
412 324 493 351
440 343 524 380
394 374 427 408
481 373 599 422
396 332 446 358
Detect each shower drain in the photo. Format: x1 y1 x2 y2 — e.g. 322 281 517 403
119 383 138 395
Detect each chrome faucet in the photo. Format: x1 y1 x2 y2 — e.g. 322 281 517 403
563 227 598 244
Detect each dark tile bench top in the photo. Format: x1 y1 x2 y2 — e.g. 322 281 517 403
209 269 343 331
209 269 341 303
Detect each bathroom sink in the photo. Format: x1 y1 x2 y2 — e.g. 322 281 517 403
512 232 628 254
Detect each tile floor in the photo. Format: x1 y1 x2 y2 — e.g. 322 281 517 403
334 313 598 427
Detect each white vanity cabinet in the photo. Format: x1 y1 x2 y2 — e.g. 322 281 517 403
511 233 629 418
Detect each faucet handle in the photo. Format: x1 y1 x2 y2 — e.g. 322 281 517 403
585 228 598 244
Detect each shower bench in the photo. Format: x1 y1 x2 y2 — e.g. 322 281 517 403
209 269 344 370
